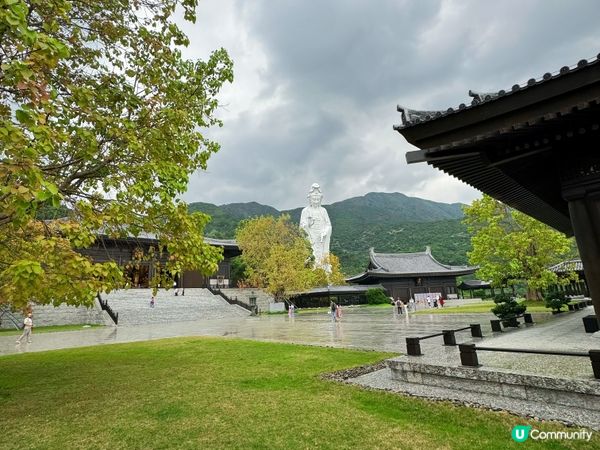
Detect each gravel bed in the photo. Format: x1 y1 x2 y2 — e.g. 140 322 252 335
320 361 388 381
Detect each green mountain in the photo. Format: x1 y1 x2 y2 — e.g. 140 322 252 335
189 192 471 276
188 201 279 238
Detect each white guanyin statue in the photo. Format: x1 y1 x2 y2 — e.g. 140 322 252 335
300 183 332 272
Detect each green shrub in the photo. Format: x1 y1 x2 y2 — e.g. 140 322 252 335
544 292 569 312
491 292 526 320
366 288 390 305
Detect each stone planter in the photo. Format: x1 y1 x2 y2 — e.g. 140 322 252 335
502 318 519 327
583 315 599 333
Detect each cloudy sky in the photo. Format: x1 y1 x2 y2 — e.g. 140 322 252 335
179 0 600 210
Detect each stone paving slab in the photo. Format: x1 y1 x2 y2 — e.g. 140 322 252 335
0 308 504 356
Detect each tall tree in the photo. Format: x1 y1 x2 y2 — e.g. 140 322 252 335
235 215 346 300
463 195 576 299
1 0 233 309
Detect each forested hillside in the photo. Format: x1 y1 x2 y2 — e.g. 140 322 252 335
189 192 472 276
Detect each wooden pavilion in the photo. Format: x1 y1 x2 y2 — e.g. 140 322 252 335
457 279 493 299
394 54 600 327
79 235 240 289
346 247 476 301
549 259 589 297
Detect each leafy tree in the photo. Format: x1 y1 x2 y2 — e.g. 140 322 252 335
491 292 526 325
1 0 233 309
366 288 389 305
544 291 569 313
311 254 346 286
463 195 576 299
235 215 346 300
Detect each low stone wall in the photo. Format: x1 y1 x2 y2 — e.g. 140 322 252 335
1 299 110 329
388 357 600 412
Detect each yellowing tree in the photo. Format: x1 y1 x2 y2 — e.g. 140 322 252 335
463 195 576 299
1 1 233 309
235 215 346 300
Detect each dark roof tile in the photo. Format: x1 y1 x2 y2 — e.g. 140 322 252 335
394 53 600 130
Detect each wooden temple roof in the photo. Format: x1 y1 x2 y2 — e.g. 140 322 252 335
457 279 492 290
346 247 476 283
548 259 584 274
394 53 600 235
94 233 241 255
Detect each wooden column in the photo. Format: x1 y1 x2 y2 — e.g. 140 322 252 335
566 195 600 321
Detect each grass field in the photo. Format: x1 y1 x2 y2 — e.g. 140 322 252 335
414 300 553 315
0 338 596 449
0 324 105 336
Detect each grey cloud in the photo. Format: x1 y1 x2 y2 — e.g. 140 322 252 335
184 0 600 210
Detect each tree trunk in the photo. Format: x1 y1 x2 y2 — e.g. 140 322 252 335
526 287 539 300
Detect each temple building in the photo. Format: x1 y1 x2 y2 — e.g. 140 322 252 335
394 53 600 327
78 234 240 289
549 259 589 297
346 247 476 301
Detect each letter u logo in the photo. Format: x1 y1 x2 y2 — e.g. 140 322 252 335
512 426 531 442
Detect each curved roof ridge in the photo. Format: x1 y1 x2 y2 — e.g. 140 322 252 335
369 247 387 271
549 258 583 272
394 52 600 130
426 251 453 270
371 248 428 258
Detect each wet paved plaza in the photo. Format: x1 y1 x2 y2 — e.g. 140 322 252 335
1 306 509 356
1 305 592 375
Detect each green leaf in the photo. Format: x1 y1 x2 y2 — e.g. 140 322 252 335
15 109 30 123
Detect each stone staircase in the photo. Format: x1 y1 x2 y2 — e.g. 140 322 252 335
101 288 250 326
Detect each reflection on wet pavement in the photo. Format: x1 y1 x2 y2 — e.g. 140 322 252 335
1 306 555 356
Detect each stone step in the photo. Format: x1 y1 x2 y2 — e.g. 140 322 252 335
101 288 250 325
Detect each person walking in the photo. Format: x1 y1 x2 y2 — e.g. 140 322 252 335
16 313 33 344
330 301 337 322
288 303 295 318
336 303 343 320
409 297 415 312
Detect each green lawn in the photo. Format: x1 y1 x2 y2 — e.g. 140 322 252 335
0 324 105 336
0 338 595 449
414 300 553 315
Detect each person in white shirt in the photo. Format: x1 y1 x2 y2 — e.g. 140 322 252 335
16 313 33 344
